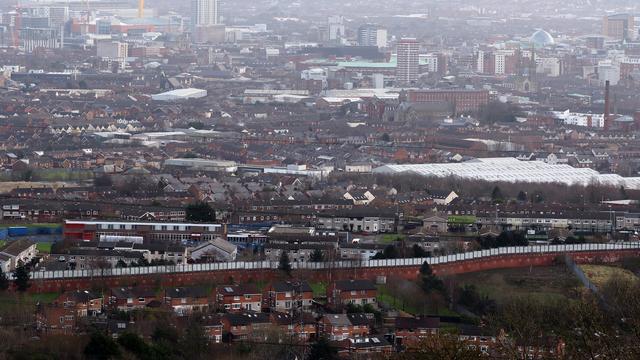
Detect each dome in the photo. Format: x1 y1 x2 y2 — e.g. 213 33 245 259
531 29 555 46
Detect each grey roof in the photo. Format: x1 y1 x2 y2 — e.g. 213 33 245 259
324 314 351 326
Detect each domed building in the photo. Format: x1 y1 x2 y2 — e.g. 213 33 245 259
531 29 555 47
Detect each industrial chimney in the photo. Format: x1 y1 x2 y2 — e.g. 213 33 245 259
604 80 610 130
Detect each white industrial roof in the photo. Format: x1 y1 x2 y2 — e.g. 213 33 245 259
373 158 640 189
151 88 207 101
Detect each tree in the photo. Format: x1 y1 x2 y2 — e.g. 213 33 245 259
479 101 520 124
412 244 429 258
419 261 444 293
180 319 210 360
0 266 9 291
381 133 391 142
457 284 496 316
185 202 216 222
116 259 128 268
188 121 205 130
310 248 324 262
517 190 528 202
372 244 400 259
395 334 485 359
491 186 504 203
307 336 338 360
84 331 121 360
94 174 113 187
13 265 30 292
117 332 152 360
278 251 292 276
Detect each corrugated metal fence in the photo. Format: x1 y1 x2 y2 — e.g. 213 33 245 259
29 242 640 280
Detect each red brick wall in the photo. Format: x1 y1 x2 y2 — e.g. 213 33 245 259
28 250 640 294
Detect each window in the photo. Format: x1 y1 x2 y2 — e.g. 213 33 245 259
59 316 65 324
138 297 145 302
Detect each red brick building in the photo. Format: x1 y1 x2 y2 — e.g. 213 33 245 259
265 280 314 312
216 284 262 312
407 89 490 114
394 316 440 348
108 287 159 311
36 290 103 334
164 287 211 315
327 279 378 309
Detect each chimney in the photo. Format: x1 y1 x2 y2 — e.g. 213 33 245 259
604 80 611 130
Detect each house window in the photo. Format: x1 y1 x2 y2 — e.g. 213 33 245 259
138 297 145 302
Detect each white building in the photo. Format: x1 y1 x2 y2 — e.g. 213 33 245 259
151 88 207 101
373 157 640 189
396 38 419 84
0 239 38 272
97 40 128 69
357 24 387 49
421 54 439 73
536 57 561 77
190 238 237 262
552 110 605 128
327 16 345 42
598 60 620 86
191 0 220 30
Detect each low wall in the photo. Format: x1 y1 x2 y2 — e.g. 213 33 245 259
28 249 640 294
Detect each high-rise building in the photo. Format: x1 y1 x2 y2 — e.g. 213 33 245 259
191 0 219 29
21 27 63 53
396 38 419 85
327 16 345 43
358 24 387 49
603 14 635 41
47 7 70 29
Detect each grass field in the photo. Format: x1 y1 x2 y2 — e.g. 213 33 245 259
453 266 582 304
580 265 638 288
310 282 326 297
379 234 405 244
29 292 60 303
376 283 459 317
36 243 53 253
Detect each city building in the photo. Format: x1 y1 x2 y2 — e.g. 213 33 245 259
327 279 378 309
396 38 420 85
191 0 220 30
62 220 224 244
358 24 387 49
96 40 128 69
406 89 489 114
603 14 635 41
20 27 63 53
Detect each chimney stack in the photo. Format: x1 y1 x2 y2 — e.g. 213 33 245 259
604 80 611 130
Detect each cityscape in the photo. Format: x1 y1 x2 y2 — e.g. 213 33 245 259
1 0 640 359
